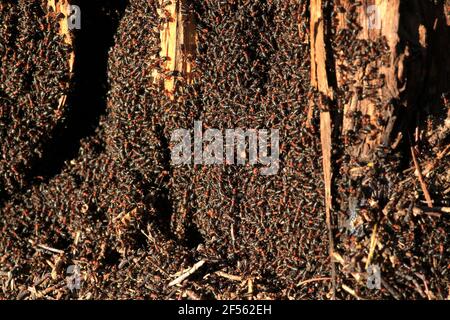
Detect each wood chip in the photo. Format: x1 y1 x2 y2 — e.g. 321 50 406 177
168 260 206 287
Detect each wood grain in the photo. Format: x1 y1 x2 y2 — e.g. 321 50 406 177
310 0 336 299
155 0 197 99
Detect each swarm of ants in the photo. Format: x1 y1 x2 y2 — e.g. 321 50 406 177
0 0 72 199
0 0 448 300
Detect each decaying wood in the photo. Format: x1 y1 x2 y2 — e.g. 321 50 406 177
47 0 75 112
335 0 401 163
309 0 448 298
335 0 449 164
332 0 448 213
309 0 336 299
47 0 74 73
155 0 197 99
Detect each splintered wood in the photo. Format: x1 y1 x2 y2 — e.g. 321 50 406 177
335 0 401 163
333 0 448 206
334 0 449 163
309 0 336 299
308 0 449 298
47 0 75 111
156 0 197 99
47 0 74 73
